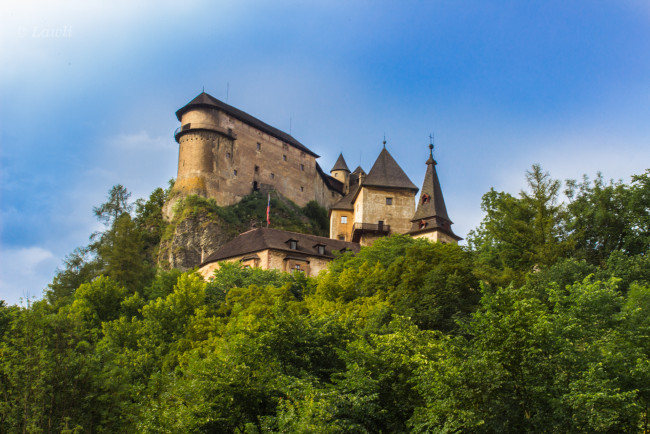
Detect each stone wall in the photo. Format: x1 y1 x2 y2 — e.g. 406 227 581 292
172 106 335 217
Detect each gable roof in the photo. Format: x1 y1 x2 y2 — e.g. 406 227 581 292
362 148 418 192
176 92 319 158
201 228 360 265
331 153 350 172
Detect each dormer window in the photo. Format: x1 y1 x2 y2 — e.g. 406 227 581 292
287 239 298 250
422 193 431 204
314 243 326 255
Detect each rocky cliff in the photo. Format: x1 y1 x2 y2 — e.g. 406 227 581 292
157 191 329 270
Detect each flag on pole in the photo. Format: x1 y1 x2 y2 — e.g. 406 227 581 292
266 193 271 227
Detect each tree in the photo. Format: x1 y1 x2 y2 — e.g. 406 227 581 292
93 184 133 226
468 165 570 285
97 214 153 292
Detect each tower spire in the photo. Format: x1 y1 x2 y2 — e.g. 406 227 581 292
407 142 461 243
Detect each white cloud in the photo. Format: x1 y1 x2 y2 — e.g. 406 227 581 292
0 246 58 305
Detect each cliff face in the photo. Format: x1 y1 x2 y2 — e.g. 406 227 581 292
157 192 329 271
157 210 233 270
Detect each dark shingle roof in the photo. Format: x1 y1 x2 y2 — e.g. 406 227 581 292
408 146 461 240
363 148 418 192
316 163 344 195
330 183 360 211
201 228 360 265
331 153 350 172
176 92 318 158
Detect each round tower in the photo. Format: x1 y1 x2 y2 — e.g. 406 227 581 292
172 92 235 199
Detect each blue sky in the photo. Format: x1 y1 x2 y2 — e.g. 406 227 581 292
1 1 649 304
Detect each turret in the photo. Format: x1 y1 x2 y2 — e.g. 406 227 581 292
330 153 351 194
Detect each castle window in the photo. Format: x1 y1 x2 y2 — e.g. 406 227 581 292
226 152 231 159
271 173 275 179
315 244 326 255
386 197 393 205
300 164 305 171
233 170 237 176
283 155 287 161
256 142 261 151
300 186 304 192
253 181 259 190
294 264 302 272
422 193 431 204
254 165 259 173
419 220 427 229
341 216 347 224
338 235 345 241
288 240 298 250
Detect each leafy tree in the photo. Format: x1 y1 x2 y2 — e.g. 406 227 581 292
469 165 570 285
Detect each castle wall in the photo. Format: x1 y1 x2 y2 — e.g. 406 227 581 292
199 249 331 278
329 209 354 241
357 187 416 235
174 106 333 209
411 230 458 244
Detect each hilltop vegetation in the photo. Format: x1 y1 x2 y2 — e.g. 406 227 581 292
1 166 650 432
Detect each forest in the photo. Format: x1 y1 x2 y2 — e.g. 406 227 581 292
1 165 650 433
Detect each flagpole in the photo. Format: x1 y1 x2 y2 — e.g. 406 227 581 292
266 193 270 227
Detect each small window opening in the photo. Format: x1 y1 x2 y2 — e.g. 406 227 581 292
338 235 345 241
256 142 261 151
300 164 305 171
253 181 259 191
300 186 304 192
233 169 237 176
271 173 275 179
419 220 427 230
386 197 393 205
254 165 259 173
422 193 431 204
226 152 231 159
289 240 297 250
283 155 287 161
294 264 302 272
317 245 325 255
341 216 347 224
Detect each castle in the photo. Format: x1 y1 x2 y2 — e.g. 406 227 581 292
170 92 461 269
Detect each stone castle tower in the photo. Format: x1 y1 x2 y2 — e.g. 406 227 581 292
168 92 344 216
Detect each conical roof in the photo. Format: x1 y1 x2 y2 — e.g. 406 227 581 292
362 148 418 191
175 92 318 157
409 145 461 240
331 153 350 172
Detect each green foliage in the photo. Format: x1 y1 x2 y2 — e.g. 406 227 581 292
469 165 571 286
6 166 650 432
93 183 133 226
